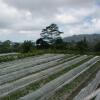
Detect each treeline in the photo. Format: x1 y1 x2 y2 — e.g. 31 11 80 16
0 40 35 53
0 38 100 54
36 38 100 53
35 23 100 54
0 23 100 54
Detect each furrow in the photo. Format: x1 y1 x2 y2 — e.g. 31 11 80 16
19 56 99 100
0 55 87 98
0 54 65 76
0 54 56 69
73 70 100 100
0 55 74 84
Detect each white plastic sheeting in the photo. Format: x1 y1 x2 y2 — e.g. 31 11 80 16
74 71 100 100
0 55 67 84
0 54 57 69
19 56 99 100
95 92 100 100
73 70 100 100
0 54 65 76
0 55 87 98
0 53 19 57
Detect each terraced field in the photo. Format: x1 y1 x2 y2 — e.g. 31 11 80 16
0 54 100 100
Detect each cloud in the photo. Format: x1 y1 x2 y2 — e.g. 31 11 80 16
0 0 99 42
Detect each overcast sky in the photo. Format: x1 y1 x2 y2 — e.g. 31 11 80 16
0 0 100 42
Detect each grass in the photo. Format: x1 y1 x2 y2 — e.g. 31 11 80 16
47 60 100 100
0 56 92 100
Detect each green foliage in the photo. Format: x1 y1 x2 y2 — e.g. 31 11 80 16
41 23 63 44
0 40 22 53
76 37 88 53
36 38 50 49
52 38 66 49
0 40 12 53
21 41 34 53
94 41 100 52
0 55 17 63
12 43 21 52
36 23 63 49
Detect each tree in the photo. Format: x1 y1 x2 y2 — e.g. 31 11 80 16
12 42 21 52
36 38 49 49
40 23 63 45
36 23 63 48
21 41 34 53
0 40 12 53
94 41 100 52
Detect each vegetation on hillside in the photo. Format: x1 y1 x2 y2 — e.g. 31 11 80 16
0 23 100 55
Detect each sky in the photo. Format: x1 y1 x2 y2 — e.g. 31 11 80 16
0 0 100 42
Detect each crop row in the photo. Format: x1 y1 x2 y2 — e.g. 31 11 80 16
0 55 85 98
0 54 99 100
19 56 99 100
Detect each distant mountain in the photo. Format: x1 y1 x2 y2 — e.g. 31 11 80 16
63 34 100 45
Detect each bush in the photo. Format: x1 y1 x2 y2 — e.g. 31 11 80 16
94 41 100 52
21 41 34 53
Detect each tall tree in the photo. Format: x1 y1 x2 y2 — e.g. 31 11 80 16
40 23 63 45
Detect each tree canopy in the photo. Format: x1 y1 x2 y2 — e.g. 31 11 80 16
36 23 63 48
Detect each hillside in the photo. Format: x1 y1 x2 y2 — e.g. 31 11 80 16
63 34 100 45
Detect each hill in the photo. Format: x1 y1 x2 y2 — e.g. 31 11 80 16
63 34 100 45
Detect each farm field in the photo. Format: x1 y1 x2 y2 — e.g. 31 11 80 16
0 54 100 100
0 53 19 57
